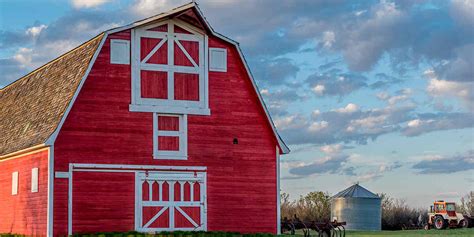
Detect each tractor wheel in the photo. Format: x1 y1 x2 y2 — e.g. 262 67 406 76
424 224 430 230
434 216 446 230
459 219 469 228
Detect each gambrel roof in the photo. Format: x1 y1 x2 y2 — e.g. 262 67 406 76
0 34 104 156
0 2 289 157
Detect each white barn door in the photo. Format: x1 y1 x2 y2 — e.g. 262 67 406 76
135 171 207 232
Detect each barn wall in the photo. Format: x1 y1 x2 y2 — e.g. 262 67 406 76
53 29 278 235
0 149 49 236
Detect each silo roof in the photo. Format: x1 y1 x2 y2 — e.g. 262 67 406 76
332 184 380 199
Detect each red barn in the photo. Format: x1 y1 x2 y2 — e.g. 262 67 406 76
0 3 289 237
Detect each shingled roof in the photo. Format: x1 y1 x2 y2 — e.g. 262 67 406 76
0 34 104 156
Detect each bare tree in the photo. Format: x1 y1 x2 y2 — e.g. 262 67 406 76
458 191 474 216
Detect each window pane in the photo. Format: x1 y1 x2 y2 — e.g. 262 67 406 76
141 38 167 64
158 136 180 151
174 72 199 101
174 40 199 66
141 70 168 99
158 116 179 131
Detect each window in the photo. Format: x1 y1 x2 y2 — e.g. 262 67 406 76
12 172 18 195
209 48 227 72
131 20 209 115
31 168 39 193
446 203 456 211
110 39 130 64
153 113 187 159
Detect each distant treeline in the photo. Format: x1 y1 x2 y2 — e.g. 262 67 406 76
280 191 474 230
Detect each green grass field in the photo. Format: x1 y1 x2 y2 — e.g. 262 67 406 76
284 228 474 237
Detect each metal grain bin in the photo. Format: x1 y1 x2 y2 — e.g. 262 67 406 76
331 184 381 231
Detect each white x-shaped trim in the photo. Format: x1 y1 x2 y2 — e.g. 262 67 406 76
175 39 198 68
143 206 169 228
175 206 199 227
141 38 168 64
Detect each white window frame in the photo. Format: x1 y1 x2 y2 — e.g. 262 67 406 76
12 171 18 195
209 48 227 72
153 113 188 160
110 39 131 65
130 19 209 115
31 167 39 193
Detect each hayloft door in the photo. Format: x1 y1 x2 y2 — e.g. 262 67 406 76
136 171 207 232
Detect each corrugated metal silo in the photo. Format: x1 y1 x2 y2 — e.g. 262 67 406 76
331 183 381 231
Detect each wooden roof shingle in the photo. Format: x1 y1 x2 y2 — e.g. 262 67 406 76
0 34 104 156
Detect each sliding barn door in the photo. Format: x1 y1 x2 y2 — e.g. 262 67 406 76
135 171 207 232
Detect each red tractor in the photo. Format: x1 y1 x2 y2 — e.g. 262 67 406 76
425 200 473 230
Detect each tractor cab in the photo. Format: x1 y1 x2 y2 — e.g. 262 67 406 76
430 201 456 217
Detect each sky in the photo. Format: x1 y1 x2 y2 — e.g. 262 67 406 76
0 0 473 207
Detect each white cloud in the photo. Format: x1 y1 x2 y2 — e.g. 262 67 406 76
349 114 388 130
312 84 325 95
26 25 47 38
320 144 343 154
131 0 184 17
13 48 34 68
308 121 328 132
322 31 335 48
71 0 110 9
334 103 359 113
425 69 473 109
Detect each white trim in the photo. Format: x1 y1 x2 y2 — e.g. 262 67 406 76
0 144 47 161
143 206 169 228
141 38 167 63
106 3 197 35
176 206 199 227
110 39 131 65
47 146 54 237
45 34 107 146
153 113 188 159
55 171 70 178
68 163 73 236
31 167 39 193
70 163 207 171
129 104 210 115
135 170 207 232
131 19 209 115
134 172 140 230
209 48 227 72
276 146 281 234
11 171 19 195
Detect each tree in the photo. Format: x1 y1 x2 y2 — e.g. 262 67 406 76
280 191 331 222
379 193 427 230
458 191 474 216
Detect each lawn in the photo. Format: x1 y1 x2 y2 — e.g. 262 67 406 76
283 228 474 237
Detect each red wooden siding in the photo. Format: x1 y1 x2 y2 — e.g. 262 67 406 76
174 25 192 34
141 70 168 99
174 73 199 101
141 38 167 64
72 172 135 234
53 28 278 235
148 24 168 32
158 116 179 131
174 41 199 66
0 149 49 236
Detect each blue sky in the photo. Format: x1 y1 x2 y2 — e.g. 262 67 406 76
0 0 473 207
